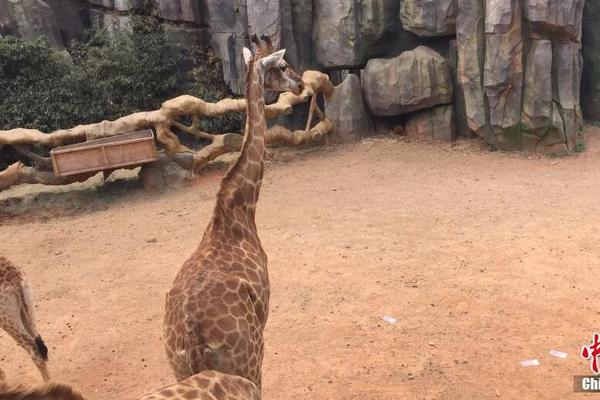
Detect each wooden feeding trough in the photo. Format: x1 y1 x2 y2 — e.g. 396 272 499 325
50 130 158 177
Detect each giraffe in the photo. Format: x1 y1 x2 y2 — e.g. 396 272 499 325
163 34 304 390
0 370 260 400
0 257 49 382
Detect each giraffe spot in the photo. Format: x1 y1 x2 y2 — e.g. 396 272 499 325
216 316 236 332
183 389 199 399
212 382 225 398
237 319 249 332
159 389 174 397
205 306 219 319
193 377 211 387
223 291 238 306
230 304 245 318
209 282 227 298
208 326 225 342
226 331 240 347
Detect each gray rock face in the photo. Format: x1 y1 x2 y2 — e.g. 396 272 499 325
325 74 374 143
525 0 584 40
521 39 552 136
448 39 472 138
153 0 201 23
484 0 523 149
456 0 486 133
400 0 456 37
313 0 399 67
0 0 589 154
285 0 312 70
89 7 131 37
87 0 113 8
247 0 281 48
582 1 600 119
362 46 453 116
204 0 248 95
405 105 456 141
456 0 584 152
88 0 143 11
3 0 63 47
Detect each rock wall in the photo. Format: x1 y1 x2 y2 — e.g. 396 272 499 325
457 0 585 152
0 0 596 152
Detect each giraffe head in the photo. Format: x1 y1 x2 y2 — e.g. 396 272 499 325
243 34 304 95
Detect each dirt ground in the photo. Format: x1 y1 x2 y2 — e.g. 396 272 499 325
2 126 600 399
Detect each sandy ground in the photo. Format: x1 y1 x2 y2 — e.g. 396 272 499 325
2 127 600 399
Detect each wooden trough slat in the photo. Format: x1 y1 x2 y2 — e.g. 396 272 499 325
50 130 158 177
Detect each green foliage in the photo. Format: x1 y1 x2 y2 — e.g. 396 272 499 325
69 15 190 121
0 14 241 170
186 47 241 134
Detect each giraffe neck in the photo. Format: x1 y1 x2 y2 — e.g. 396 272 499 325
210 58 266 232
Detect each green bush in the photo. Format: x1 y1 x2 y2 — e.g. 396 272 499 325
0 14 241 171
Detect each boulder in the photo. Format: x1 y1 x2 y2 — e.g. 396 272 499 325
400 0 456 37
582 0 600 119
405 105 456 141
525 0 584 40
362 46 453 117
325 74 374 143
139 160 191 192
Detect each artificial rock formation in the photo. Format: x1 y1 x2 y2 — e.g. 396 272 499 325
405 105 456 141
0 0 594 153
362 46 453 116
582 1 600 120
400 0 456 37
457 0 584 152
325 74 374 143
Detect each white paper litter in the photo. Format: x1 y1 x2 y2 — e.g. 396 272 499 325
549 350 568 359
382 316 397 324
520 359 540 367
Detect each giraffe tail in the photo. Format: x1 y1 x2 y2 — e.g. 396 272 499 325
19 280 48 360
34 336 48 361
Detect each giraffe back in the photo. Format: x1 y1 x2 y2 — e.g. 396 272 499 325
140 370 260 400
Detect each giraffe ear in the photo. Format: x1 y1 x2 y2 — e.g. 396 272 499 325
260 49 286 68
242 47 253 65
